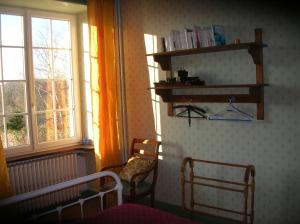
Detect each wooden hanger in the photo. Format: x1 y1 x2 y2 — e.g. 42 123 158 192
173 105 207 126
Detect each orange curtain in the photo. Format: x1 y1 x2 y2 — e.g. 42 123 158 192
0 138 12 199
87 0 121 171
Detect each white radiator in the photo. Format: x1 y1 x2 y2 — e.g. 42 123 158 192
8 153 80 213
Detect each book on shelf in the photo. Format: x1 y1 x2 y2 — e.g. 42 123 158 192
194 25 214 47
179 31 188 49
192 29 197 48
194 25 202 48
170 29 182 50
211 24 226 46
164 34 177 51
206 26 215 47
163 24 225 52
164 36 172 51
183 28 194 49
194 25 226 47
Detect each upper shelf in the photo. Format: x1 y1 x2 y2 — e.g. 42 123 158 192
146 42 267 70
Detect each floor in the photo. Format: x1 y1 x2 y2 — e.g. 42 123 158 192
137 197 236 224
13 194 237 224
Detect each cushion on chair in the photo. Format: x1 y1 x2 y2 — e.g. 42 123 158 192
119 156 155 185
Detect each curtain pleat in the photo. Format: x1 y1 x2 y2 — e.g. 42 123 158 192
87 0 121 170
0 138 12 199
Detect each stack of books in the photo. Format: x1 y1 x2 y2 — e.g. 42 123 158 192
163 24 226 52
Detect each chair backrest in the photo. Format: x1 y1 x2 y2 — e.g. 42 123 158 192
129 138 161 160
129 138 161 191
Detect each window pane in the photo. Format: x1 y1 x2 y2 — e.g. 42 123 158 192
2 47 25 80
37 112 54 143
87 112 93 140
32 17 51 48
82 23 89 52
35 80 53 111
85 82 91 111
1 14 24 46
55 80 71 110
56 111 74 139
52 19 70 49
0 117 5 148
33 48 52 79
31 15 77 145
53 50 71 78
84 52 90 81
3 82 26 113
6 114 28 147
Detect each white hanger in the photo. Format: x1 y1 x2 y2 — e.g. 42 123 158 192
208 97 254 121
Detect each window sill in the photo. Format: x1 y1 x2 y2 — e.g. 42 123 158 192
6 144 94 163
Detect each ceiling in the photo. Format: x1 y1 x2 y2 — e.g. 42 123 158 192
0 0 87 13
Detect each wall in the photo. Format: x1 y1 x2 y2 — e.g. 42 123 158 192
121 0 300 223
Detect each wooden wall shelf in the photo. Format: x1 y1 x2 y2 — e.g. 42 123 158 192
152 83 268 89
152 83 268 104
147 28 267 120
147 42 267 70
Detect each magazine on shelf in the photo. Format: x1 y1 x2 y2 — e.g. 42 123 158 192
183 28 194 49
170 29 182 50
164 24 225 51
194 25 215 47
203 26 215 47
179 31 188 49
211 24 226 46
194 25 202 47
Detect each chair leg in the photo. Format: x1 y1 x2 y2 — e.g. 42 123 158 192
150 191 155 207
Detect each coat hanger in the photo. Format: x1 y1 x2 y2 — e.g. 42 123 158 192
208 97 254 121
173 105 207 127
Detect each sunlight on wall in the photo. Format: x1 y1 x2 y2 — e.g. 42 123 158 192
144 34 163 160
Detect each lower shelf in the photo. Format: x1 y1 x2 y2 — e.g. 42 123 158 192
152 83 268 120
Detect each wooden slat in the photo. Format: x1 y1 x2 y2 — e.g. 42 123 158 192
194 175 249 187
164 94 259 103
194 202 249 216
191 158 250 168
184 180 244 193
255 29 264 120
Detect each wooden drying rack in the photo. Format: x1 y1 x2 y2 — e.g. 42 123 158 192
180 157 255 224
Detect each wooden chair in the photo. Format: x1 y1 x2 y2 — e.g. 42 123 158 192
101 138 161 207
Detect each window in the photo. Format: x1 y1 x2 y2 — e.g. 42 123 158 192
0 13 28 148
0 7 81 155
82 23 93 140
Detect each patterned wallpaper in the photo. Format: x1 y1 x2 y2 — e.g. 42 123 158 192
121 0 300 223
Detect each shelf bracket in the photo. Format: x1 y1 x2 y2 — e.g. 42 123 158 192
153 55 171 70
248 46 263 65
248 28 264 65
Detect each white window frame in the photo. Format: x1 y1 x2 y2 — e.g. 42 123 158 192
0 6 82 157
0 6 32 155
